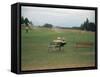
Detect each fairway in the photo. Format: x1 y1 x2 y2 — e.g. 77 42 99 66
21 28 95 71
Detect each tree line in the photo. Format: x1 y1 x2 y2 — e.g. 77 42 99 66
72 18 95 32
80 18 95 32
21 16 95 32
21 16 33 26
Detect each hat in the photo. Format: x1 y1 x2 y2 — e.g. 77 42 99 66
57 37 61 40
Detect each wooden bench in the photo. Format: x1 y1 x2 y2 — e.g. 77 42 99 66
48 41 66 51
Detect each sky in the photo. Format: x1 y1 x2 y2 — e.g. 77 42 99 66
21 6 95 27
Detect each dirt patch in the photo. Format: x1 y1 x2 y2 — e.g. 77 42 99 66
22 62 95 71
75 42 94 48
80 51 95 56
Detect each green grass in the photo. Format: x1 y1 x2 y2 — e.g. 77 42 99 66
21 28 95 70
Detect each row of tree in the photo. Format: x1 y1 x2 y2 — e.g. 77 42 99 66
80 18 95 32
42 23 53 28
21 16 53 28
21 16 33 26
21 16 96 32
72 18 96 32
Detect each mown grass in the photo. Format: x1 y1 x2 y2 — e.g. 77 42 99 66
21 28 95 70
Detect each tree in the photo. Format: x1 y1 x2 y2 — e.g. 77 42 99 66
80 18 89 30
43 23 53 28
80 23 84 30
80 18 95 32
24 18 29 26
85 18 89 30
21 16 25 24
87 23 95 31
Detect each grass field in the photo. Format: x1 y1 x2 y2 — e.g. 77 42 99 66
21 27 95 71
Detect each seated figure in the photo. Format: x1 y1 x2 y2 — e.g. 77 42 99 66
48 37 66 51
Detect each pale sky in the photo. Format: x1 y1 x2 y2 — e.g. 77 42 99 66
21 6 95 27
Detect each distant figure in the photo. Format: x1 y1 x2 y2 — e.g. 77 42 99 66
53 37 62 43
25 26 29 33
53 37 66 46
